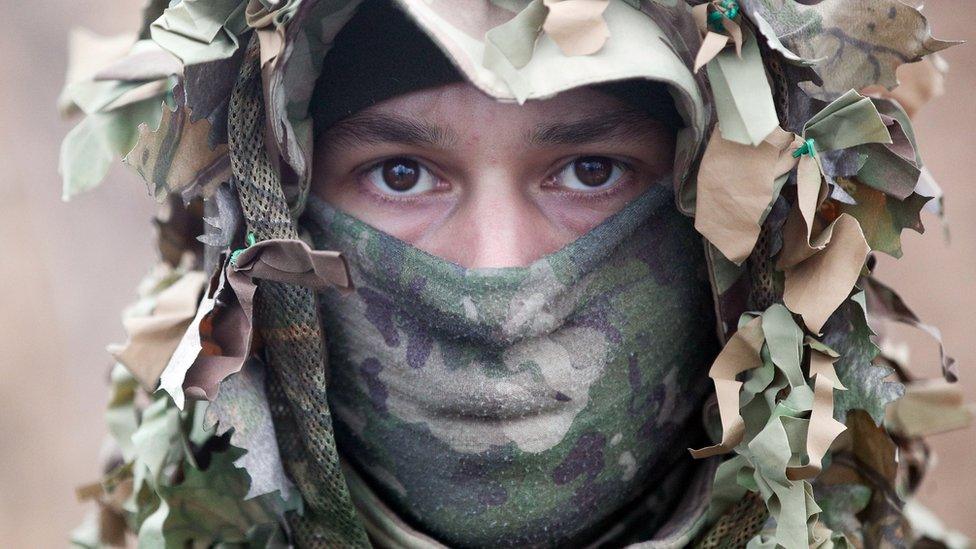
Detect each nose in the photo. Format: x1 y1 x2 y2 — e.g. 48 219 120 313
431 174 561 269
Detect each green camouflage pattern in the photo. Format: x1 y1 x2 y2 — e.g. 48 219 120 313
303 183 718 547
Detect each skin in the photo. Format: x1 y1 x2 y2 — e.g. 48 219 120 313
312 82 676 269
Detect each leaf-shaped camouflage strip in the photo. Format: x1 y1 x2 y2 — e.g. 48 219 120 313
835 179 928 259
741 0 959 100
542 0 611 57
814 483 872 544
822 294 903 425
204 357 302 504
862 275 957 382
150 0 249 66
125 85 231 202
144 435 292 545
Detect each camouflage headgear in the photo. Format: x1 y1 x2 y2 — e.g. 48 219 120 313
60 0 970 547
307 0 684 136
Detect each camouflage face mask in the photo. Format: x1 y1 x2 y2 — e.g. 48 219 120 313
304 182 718 547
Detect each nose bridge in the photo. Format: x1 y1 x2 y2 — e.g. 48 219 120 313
456 171 547 269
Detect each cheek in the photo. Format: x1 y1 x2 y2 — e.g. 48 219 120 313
319 182 456 243
536 177 657 237
370 203 455 243
548 201 618 236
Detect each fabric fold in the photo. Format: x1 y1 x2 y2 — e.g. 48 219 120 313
233 237 353 293
158 238 352 408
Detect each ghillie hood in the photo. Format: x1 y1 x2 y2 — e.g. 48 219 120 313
61 1 970 547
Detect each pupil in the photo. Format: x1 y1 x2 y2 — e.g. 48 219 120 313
382 158 420 191
574 157 612 187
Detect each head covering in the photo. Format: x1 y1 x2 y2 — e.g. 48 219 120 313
308 0 464 134
58 1 969 548
310 0 683 136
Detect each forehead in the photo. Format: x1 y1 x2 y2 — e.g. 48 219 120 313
360 82 634 126
319 81 674 152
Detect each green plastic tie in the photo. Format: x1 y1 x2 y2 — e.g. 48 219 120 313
707 11 725 32
792 138 817 159
708 0 739 32
230 232 257 266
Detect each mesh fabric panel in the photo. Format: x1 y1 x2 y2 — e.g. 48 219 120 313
694 492 769 548
228 39 371 548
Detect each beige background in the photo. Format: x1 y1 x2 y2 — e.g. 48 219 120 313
1 2 973 546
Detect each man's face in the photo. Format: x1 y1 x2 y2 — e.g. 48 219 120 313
313 82 675 268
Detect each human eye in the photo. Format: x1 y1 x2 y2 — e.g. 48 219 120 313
550 156 630 192
362 157 441 196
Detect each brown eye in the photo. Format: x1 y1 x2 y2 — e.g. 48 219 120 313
573 156 614 187
365 157 438 196
381 158 421 191
554 156 627 192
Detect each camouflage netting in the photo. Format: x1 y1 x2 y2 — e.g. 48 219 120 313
59 0 972 547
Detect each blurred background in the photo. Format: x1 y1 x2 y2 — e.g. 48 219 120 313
1 1 973 546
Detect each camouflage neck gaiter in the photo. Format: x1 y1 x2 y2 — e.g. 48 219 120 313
304 183 718 548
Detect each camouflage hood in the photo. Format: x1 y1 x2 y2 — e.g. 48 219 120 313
59 1 972 548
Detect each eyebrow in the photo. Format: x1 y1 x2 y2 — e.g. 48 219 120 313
324 111 457 149
321 107 666 151
528 108 665 147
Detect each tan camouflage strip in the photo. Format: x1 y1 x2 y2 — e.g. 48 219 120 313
108 270 207 391
689 316 764 459
805 337 845 389
692 306 848 489
783 214 870 335
766 91 911 333
785 355 847 481
158 264 232 409
233 238 353 293
162 238 353 406
245 0 287 79
542 0 610 57
694 126 796 265
691 1 742 73
885 379 975 438
864 275 958 382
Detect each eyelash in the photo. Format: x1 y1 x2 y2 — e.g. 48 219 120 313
545 157 635 196
355 155 636 200
355 156 447 202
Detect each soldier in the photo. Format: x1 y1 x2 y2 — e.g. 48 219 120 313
60 0 969 547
